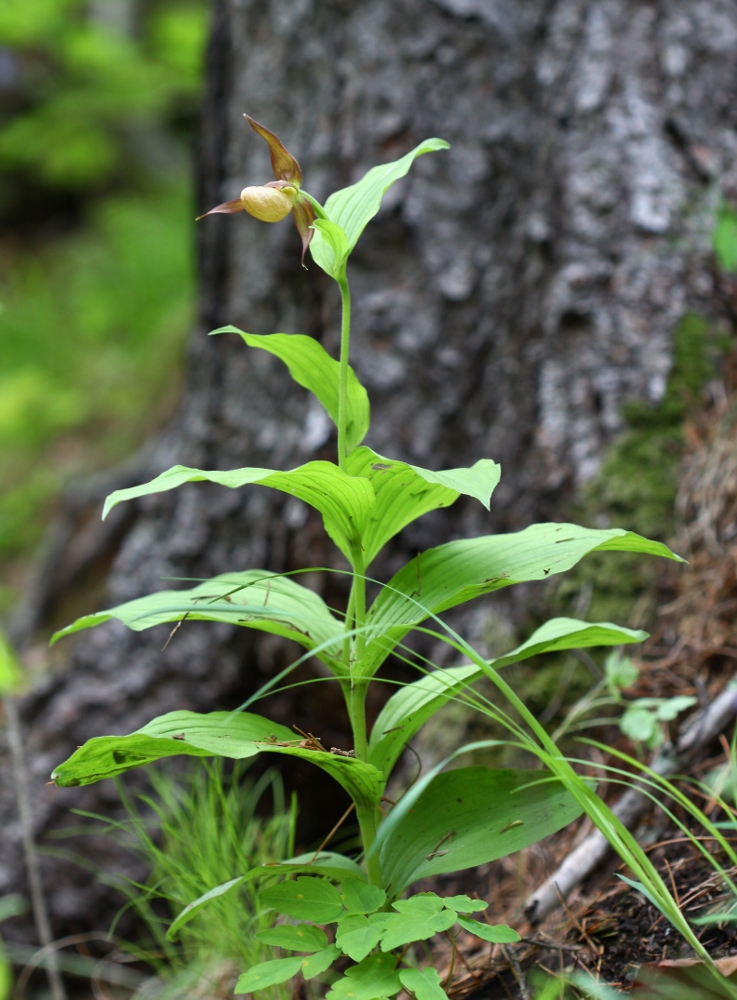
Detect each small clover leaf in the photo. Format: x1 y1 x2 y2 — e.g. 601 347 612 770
342 878 386 914
255 923 327 952
259 876 343 923
441 895 488 914
326 954 402 1000
399 967 449 1000
456 916 520 943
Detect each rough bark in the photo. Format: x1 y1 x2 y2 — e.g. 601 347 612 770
2 0 737 942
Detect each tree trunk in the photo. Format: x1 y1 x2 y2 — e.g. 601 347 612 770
2 0 736 942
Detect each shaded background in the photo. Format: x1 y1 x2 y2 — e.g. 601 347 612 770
1 0 737 956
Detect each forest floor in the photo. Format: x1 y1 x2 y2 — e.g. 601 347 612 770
429 366 737 996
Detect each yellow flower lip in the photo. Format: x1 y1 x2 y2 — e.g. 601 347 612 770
240 183 297 222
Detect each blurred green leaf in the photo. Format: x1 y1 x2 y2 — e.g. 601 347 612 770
714 209 737 273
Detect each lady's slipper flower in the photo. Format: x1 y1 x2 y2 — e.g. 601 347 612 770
197 115 316 264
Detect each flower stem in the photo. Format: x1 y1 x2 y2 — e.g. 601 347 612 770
337 270 351 473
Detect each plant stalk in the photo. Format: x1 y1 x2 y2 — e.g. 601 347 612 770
337 270 351 473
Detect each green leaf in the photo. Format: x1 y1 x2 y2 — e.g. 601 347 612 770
167 875 246 940
168 857 366 942
51 570 345 673
326 954 402 1000
52 710 384 807
373 765 583 894
255 924 328 952
259 876 344 923
393 894 444 915
310 138 450 276
309 219 351 277
361 524 681 677
336 913 385 963
101 461 375 563
714 208 737 272
341 878 386 914
240 852 367 885
368 617 649 774
234 956 303 993
212 327 370 453
441 896 488 914
399 967 449 1000
654 695 698 721
300 944 341 979
0 632 23 695
347 447 500 566
51 710 294 786
620 706 657 744
379 901 456 952
456 917 520 943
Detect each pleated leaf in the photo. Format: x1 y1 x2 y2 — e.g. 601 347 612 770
101 461 375 563
367 617 648 774
347 447 500 566
373 766 583 894
361 524 682 677
51 570 345 672
212 327 370 453
310 138 450 276
52 710 385 808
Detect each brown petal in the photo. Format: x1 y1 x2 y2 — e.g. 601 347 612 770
195 198 245 221
245 114 303 185
291 198 316 266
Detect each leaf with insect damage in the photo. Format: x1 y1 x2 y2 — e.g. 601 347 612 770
52 710 384 810
101 461 375 564
51 570 345 674
346 447 500 567
360 524 682 678
367 617 649 775
371 763 583 895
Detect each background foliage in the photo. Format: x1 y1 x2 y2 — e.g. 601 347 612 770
0 0 208 613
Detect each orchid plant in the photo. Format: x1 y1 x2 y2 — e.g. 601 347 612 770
51 118 714 997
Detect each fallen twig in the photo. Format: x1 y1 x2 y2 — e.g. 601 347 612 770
525 681 737 922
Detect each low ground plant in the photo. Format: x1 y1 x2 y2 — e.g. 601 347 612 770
81 761 295 999
50 119 735 997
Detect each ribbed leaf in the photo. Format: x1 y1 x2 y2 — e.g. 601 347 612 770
52 710 385 808
361 524 681 676
212 327 370 453
310 138 450 276
102 462 375 563
367 617 648 774
310 219 351 278
51 570 345 673
373 766 583 894
347 447 500 566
